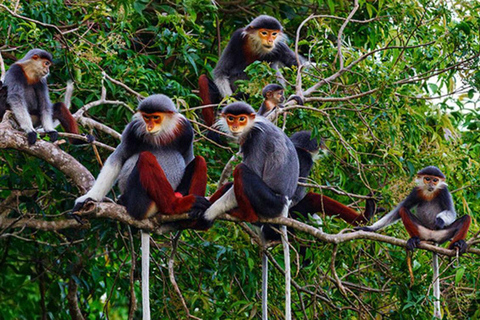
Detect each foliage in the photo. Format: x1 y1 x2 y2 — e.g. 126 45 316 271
0 0 479 319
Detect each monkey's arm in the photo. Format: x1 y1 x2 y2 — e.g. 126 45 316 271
434 188 457 229
36 80 56 134
212 30 245 97
275 42 303 68
203 187 237 221
357 190 419 232
74 141 129 206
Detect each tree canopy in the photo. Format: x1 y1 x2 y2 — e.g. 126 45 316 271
0 0 479 319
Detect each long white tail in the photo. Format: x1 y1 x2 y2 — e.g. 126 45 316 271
262 251 268 320
432 252 441 319
141 231 151 320
281 207 291 320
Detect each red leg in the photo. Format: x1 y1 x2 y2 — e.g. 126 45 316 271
138 152 195 215
399 207 421 238
290 192 372 226
447 215 471 250
176 156 208 197
199 74 216 127
232 165 259 222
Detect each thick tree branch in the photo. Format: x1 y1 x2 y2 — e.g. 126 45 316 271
0 119 94 192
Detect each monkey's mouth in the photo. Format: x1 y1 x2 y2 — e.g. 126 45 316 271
263 45 274 49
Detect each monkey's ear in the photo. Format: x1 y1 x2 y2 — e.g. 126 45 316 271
249 113 256 119
32 55 39 60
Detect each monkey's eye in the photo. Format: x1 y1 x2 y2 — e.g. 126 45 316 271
143 116 150 121
227 116 234 122
272 32 278 36
261 31 268 36
44 61 51 67
424 177 431 181
239 116 246 122
152 116 160 120
433 178 438 182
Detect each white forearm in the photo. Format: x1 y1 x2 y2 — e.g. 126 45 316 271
436 210 456 227
76 158 122 203
214 77 233 97
204 187 237 221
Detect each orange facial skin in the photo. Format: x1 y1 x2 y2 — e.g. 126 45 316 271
257 28 280 49
222 113 255 136
420 174 444 191
141 112 164 133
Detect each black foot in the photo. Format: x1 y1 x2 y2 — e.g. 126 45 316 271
434 217 445 230
47 130 58 142
85 134 95 143
188 197 213 230
406 236 421 251
27 131 37 145
450 240 468 254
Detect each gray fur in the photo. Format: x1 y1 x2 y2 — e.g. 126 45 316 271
4 49 55 134
76 95 193 205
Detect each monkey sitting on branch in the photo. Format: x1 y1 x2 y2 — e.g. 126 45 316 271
0 49 92 145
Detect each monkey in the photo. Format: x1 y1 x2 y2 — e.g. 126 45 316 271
72 94 209 320
261 130 377 244
257 83 284 117
73 94 209 218
257 83 304 118
356 166 471 253
0 49 92 145
197 101 299 225
356 166 471 318
199 15 304 127
191 102 298 320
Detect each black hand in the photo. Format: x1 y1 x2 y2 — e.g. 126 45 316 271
434 217 445 230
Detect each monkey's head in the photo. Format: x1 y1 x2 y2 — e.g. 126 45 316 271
220 102 256 138
415 166 447 198
262 84 285 105
137 94 180 136
244 15 284 54
18 49 53 83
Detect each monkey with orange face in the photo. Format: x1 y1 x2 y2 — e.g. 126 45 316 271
199 15 304 127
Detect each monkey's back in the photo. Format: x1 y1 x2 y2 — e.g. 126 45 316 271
241 120 299 199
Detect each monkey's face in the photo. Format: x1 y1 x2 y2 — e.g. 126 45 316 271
267 90 285 105
222 113 255 137
257 29 280 51
141 112 165 134
416 174 446 195
31 54 51 78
